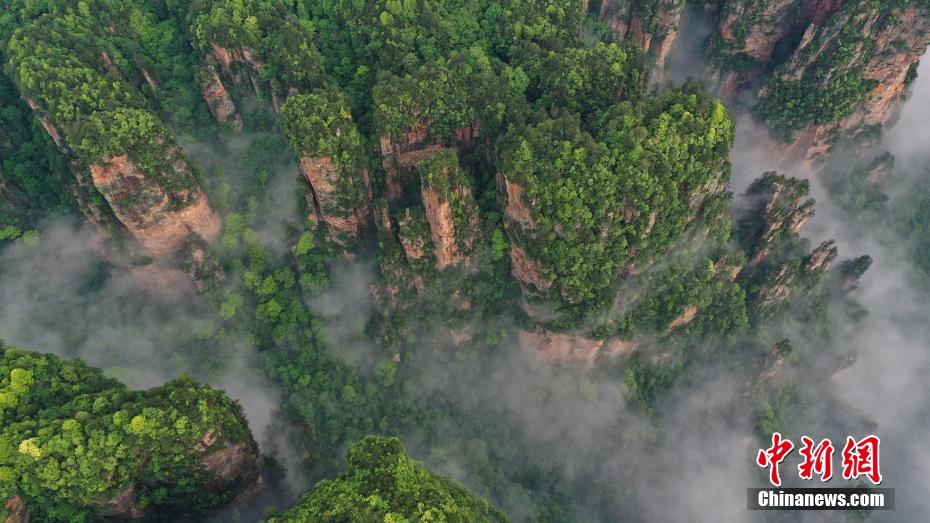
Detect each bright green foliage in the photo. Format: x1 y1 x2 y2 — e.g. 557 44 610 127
300 0 582 82
282 87 361 161
264 436 507 522
373 48 514 140
182 0 324 91
0 345 258 521
536 41 645 120
4 2 202 196
497 81 733 310
497 0 584 62
294 231 315 256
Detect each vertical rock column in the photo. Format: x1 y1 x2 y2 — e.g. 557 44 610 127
282 89 372 247
416 149 481 270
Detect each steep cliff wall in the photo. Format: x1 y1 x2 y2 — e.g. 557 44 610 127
734 173 846 313
6 13 223 288
417 150 481 270
282 89 372 247
706 0 802 96
705 0 930 163
88 151 221 257
2 496 27 523
595 0 685 81
518 327 636 365
764 2 930 163
297 156 371 245
738 173 816 266
201 57 245 130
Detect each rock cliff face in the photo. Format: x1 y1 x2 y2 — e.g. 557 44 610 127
758 339 793 382
298 156 372 246
736 173 843 312
754 239 837 309
88 152 221 257
379 123 446 203
417 150 481 270
23 111 222 292
375 123 481 275
594 0 685 81
201 59 244 131
770 2 930 163
740 173 815 266
2 496 28 523
209 43 270 106
8 15 223 291
496 174 554 297
518 327 636 365
24 100 63 149
706 0 801 97
396 207 430 265
706 0 930 163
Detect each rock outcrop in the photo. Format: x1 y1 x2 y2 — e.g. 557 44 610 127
8 14 224 291
201 59 244 131
509 243 553 296
209 43 268 103
706 0 930 164
298 156 371 246
396 207 431 266
706 0 801 98
518 327 636 365
771 2 930 163
2 496 28 523
740 173 815 266
370 122 483 297
754 239 837 309
88 152 221 257
417 150 481 270
496 174 554 297
282 89 373 247
758 339 792 382
595 0 685 81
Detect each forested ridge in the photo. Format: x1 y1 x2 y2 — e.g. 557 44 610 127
0 0 927 521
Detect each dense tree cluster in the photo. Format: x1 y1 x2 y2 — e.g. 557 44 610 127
497 81 733 311
0 70 75 231
3 0 204 193
264 437 506 522
0 344 258 521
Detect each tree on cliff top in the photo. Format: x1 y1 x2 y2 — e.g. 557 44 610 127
263 436 507 523
0 344 260 522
